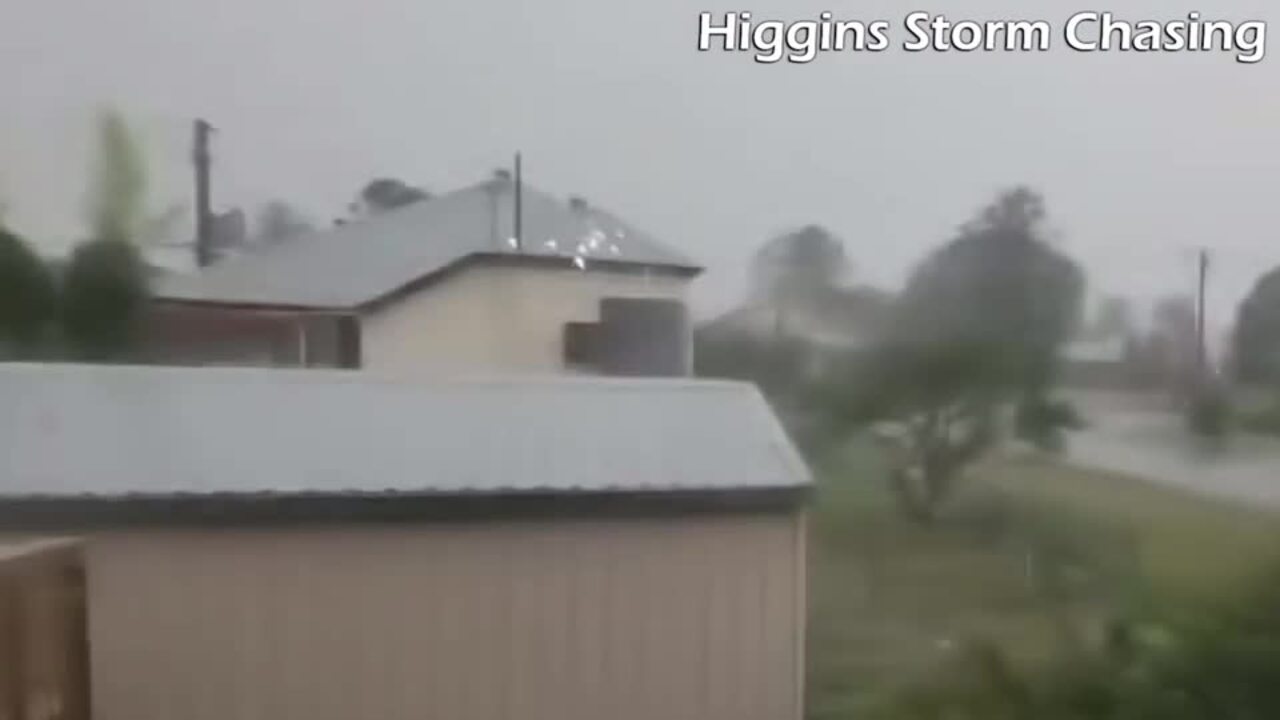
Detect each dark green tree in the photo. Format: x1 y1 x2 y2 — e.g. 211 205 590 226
895 187 1084 400
0 225 57 356
87 108 146 245
60 239 148 361
1234 267 1280 383
61 107 152 361
844 339 1003 521
358 178 430 213
699 225 855 393
749 224 851 306
823 187 1085 522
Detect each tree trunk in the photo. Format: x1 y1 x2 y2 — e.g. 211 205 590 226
888 461 952 525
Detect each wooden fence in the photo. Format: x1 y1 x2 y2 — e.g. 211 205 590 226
0 540 89 720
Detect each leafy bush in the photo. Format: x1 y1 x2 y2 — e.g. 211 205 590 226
60 238 149 360
0 225 57 354
1237 399 1280 436
875 564 1280 720
1015 396 1085 453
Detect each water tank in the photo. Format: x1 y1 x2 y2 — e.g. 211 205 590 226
597 298 689 377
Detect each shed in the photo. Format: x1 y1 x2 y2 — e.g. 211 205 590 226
0 363 811 720
0 539 89 720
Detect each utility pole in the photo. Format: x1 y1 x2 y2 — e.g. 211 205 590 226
513 152 523 252
1195 248 1210 381
192 119 214 268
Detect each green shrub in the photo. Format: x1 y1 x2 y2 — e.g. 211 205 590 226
1015 396 1084 453
60 238 149 360
0 225 57 355
1237 399 1280 436
876 565 1280 720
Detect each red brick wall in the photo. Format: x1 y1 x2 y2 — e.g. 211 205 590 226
144 304 310 367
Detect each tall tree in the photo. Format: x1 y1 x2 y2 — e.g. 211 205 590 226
825 187 1084 522
358 178 430 214
255 201 314 244
895 187 1083 396
749 224 851 305
0 225 56 356
1234 268 1280 383
87 108 146 245
60 239 148 360
63 108 151 360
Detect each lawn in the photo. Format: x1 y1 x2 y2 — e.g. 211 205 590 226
806 439 1280 719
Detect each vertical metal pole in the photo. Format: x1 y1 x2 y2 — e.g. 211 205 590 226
513 152 523 252
1196 248 1209 379
193 119 214 268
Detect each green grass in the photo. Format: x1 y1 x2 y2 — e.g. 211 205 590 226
806 440 1280 719
986 456 1280 602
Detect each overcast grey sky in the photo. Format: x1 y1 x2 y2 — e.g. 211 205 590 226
2 0 1277 339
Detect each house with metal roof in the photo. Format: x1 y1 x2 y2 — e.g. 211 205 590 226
147 174 702 378
0 362 810 720
1060 334 1137 388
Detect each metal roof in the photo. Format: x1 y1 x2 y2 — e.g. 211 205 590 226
0 364 809 501
1064 335 1128 364
154 180 701 309
0 538 81 566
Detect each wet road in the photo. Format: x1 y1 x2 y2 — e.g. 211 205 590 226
1063 392 1280 507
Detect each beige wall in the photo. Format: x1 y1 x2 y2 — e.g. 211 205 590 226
358 265 691 378
84 513 804 720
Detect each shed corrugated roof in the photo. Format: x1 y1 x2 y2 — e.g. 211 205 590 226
0 538 81 566
0 364 808 501
154 180 700 309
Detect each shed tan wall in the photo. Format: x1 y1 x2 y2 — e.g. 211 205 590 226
358 265 691 378
84 513 804 720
